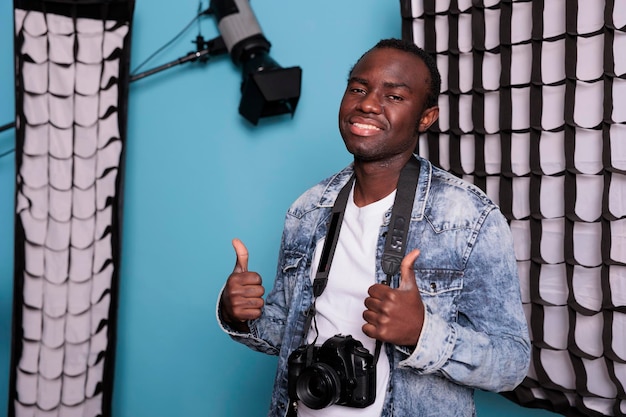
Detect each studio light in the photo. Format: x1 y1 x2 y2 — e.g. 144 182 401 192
209 0 302 125
128 0 303 126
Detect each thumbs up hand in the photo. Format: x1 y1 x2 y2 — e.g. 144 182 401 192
220 238 265 331
362 249 425 347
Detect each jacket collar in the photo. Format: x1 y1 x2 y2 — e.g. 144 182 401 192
316 155 433 221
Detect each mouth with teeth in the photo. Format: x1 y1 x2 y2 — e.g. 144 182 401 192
350 121 382 136
353 122 381 130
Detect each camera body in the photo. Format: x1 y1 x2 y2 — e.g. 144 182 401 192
287 334 376 409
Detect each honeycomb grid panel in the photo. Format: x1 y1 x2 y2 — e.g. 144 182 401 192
403 0 626 416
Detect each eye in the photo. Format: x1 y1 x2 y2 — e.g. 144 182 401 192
350 87 366 94
387 94 403 101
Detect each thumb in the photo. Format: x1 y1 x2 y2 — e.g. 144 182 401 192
398 249 420 291
232 238 249 273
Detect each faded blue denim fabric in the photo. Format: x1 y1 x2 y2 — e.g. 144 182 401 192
217 155 530 417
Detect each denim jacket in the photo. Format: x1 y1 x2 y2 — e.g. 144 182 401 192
218 156 531 417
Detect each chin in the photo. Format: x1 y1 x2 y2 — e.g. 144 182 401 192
350 152 381 163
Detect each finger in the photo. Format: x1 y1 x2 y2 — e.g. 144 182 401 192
366 284 392 302
232 238 249 273
232 296 265 311
363 294 383 312
399 249 420 291
362 323 377 339
237 281 265 298
233 295 264 319
228 271 263 288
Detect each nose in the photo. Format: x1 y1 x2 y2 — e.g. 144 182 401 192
358 92 382 114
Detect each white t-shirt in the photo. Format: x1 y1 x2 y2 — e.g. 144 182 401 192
298 186 396 417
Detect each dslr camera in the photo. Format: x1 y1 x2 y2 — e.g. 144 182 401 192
287 334 376 409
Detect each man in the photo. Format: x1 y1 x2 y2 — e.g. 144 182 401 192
218 38 530 416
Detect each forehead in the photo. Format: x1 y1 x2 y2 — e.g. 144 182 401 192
351 48 430 88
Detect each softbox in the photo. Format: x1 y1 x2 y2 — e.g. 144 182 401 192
401 1 626 416
10 0 135 416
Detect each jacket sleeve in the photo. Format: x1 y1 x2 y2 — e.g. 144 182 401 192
215 285 283 356
216 198 320 356
215 228 294 357
397 208 531 392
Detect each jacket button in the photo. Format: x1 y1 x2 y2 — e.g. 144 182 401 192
430 282 437 291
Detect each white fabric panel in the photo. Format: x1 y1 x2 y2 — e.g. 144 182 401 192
543 0 566 37
538 131 565 175
539 176 564 219
573 312 603 357
574 130 603 174
611 313 626 360
574 175 603 221
613 79 626 122
572 222 602 266
571 266 602 312
483 53 502 91
541 40 566 84
573 82 604 128
582 398 615 417
511 2 532 44
541 219 565 264
485 176 500 204
542 305 568 349
614 31 626 76
512 177 530 219
610 266 626 306
540 349 576 390
511 87 531 131
484 92 500 133
458 14 472 54
459 134 475 174
511 133 530 175
609 126 626 170
577 35 604 81
23 273 43 309
484 134 501 174
458 55 473 92
538 264 567 305
510 219 531 260
511 43 532 85
577 2 605 33
16 370 37 405
541 85 566 130
434 16 449 53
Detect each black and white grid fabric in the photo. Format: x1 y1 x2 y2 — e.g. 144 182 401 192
401 1 625 416
11 1 134 416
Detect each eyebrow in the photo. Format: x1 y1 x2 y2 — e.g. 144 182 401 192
348 76 411 91
384 81 411 90
348 76 368 85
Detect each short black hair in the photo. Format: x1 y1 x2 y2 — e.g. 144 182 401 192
351 38 441 109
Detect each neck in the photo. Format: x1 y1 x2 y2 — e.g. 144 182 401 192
352 155 413 207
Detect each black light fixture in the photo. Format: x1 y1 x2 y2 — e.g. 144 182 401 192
129 0 302 126
209 0 302 125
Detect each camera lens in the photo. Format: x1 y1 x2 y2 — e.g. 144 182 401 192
296 363 342 409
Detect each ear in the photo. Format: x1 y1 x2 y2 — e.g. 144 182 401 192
417 106 439 132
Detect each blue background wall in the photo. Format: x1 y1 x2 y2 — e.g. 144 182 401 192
0 1 560 416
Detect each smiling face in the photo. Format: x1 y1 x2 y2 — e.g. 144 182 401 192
338 47 438 164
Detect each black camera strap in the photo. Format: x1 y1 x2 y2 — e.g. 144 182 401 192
302 156 421 358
